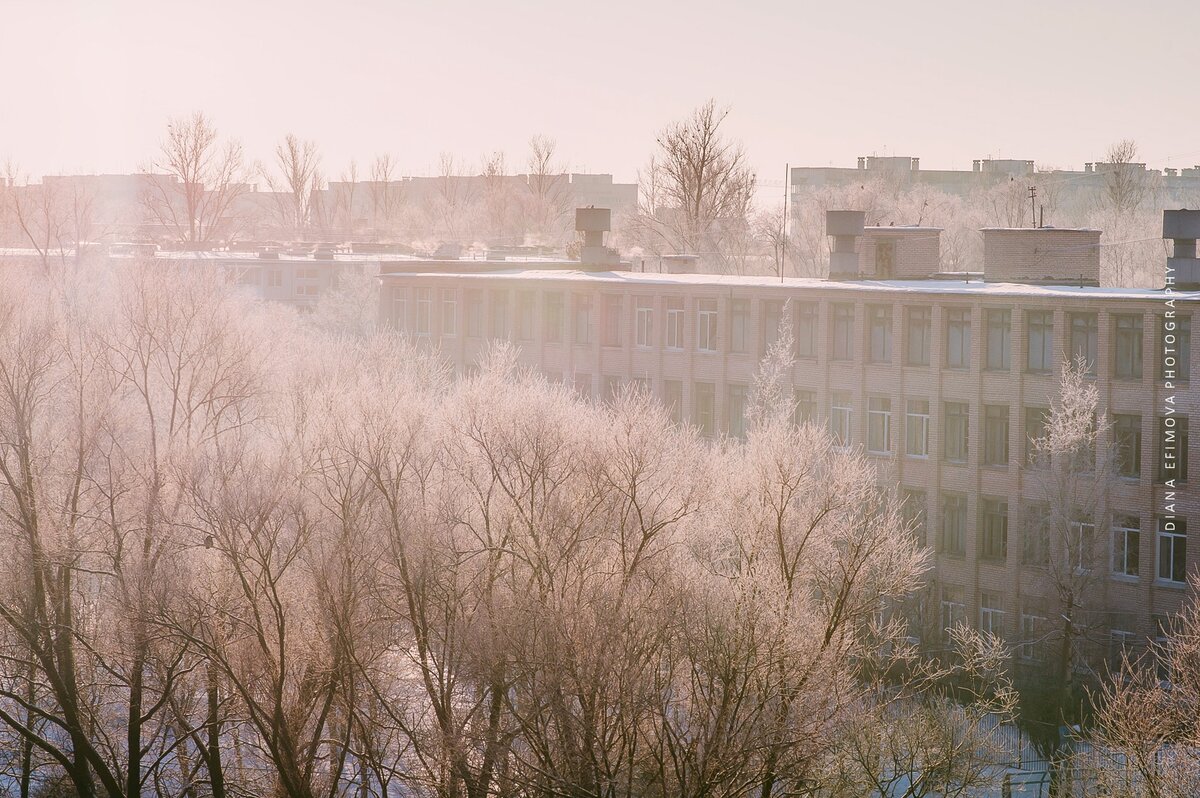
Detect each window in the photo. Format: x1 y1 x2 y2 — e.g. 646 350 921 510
602 295 622 347
544 293 563 343
983 405 1010 466
1114 414 1142 478
1109 630 1135 672
296 268 319 279
730 299 751 354
796 303 818 358
1156 415 1190 482
727 384 748 439
831 304 854 361
516 291 535 341
663 380 682 425
763 300 784 354
940 493 966 555
1019 613 1047 662
946 308 972 369
441 289 457 336
906 307 931 366
573 373 592 400
1069 312 1098 373
868 305 892 363
574 294 593 345
830 392 852 449
698 299 718 352
635 297 653 348
905 399 930 457
980 592 1005 638
940 585 966 642
1112 515 1140 578
981 499 1008 560
392 287 407 330
295 283 318 297
1027 311 1054 373
985 309 1011 370
901 489 927 546
267 269 282 288
1160 315 1191 382
413 288 432 335
1114 314 1144 379
693 382 716 437
1070 518 1096 572
665 297 684 350
490 291 509 339
943 402 969 463
1158 517 1187 584
793 390 816 426
466 290 483 338
867 397 891 454
1025 407 1049 467
1022 504 1051 566
875 240 895 277
603 375 622 402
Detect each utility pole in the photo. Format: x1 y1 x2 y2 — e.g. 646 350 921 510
1028 186 1038 228
781 163 789 283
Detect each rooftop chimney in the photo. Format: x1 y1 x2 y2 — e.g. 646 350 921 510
575 207 621 269
826 210 866 279
1164 209 1200 290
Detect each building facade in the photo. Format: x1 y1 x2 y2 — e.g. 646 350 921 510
378 224 1199 676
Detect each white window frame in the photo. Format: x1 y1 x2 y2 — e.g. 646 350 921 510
415 288 432 336
980 595 1005 638
441 289 457 336
1157 520 1188 585
1111 517 1140 579
867 397 891 454
830 393 852 450
905 399 930 458
698 299 718 353
635 297 653 348
666 299 684 351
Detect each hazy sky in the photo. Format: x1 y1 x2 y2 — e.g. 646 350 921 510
3 0 1198 185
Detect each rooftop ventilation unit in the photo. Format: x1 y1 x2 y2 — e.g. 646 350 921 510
1164 209 1200 290
826 210 865 279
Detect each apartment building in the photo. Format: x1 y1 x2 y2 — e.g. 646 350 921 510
378 213 1200 677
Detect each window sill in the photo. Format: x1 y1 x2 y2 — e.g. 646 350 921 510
982 462 1010 471
1155 579 1188 590
905 453 930 460
1110 574 1139 584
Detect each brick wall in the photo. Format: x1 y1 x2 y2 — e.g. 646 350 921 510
983 228 1102 284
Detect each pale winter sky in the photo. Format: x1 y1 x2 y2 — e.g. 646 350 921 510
3 0 1198 185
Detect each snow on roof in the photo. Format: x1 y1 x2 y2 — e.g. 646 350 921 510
379 268 1198 301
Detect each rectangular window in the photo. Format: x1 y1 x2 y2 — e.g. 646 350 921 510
980 592 1005 638
901 489 927 547
943 401 969 463
663 380 682 425
441 289 457 336
635 297 653 348
698 299 719 352
793 390 816 426
1114 414 1142 478
666 297 684 350
295 284 318 297
602 295 622 347
985 309 1011 371
983 404 1010 467
490 291 509 339
940 585 966 642
941 493 966 555
906 307 931 366
268 269 282 288
693 382 716 437
573 373 592 400
415 288 433 335
868 305 892 363
1109 630 1135 672
544 292 563 343
1070 517 1096 572
905 399 930 457
1160 315 1191 383
1019 613 1046 662
1069 312 1098 374
830 392 852 449
1027 311 1054 373
727 384 748 439
466 289 483 338
1158 517 1188 584
831 304 854 361
796 303 818 358
981 499 1008 560
763 300 784 354
603 375 622 402
1022 503 1051 566
1112 515 1140 578
1156 415 1190 482
946 308 972 369
730 299 751 354
1114 314 1144 379
867 397 891 454
574 294 593 346
516 291 535 341
1025 406 1049 467
392 287 408 331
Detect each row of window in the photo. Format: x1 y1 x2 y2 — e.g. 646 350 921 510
391 287 1193 382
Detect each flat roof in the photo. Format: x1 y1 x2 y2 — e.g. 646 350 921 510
379 268 1198 301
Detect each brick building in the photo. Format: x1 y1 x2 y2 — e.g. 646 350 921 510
378 215 1200 675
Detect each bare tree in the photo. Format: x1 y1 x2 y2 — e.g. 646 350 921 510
264 135 322 239
141 112 249 246
524 135 571 246
368 154 403 238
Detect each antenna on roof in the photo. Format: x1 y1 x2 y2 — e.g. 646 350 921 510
1028 186 1038 229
